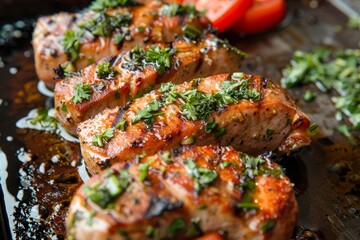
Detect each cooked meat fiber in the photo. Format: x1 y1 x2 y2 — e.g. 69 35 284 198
67 145 298 240
77 73 311 175
33 1 208 88
54 36 245 135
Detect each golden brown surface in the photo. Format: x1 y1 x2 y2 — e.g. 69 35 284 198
77 73 311 175
67 145 298 240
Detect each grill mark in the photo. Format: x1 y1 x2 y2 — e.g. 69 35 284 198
111 102 133 129
145 195 183 218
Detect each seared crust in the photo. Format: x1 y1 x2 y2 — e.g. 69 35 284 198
54 36 244 135
77 73 311 175
33 1 209 88
66 145 298 240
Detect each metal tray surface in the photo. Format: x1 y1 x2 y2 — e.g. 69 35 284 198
0 0 360 239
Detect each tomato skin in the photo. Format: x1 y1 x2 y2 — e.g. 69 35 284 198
169 0 253 33
196 233 224 240
194 0 253 32
231 0 286 34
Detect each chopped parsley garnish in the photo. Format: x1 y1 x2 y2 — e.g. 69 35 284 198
219 161 231 169
307 123 319 136
266 129 274 136
186 218 203 237
159 3 201 20
83 169 130 208
181 136 195 145
145 226 158 238
184 159 218 192
62 30 83 62
90 0 138 12
336 124 356 145
61 102 68 112
260 220 275 233
86 210 96 226
138 160 150 182
92 127 115 147
160 151 173 163
115 117 127 131
304 90 316 102
30 108 58 128
347 15 360 29
132 100 164 128
160 74 260 122
114 33 125 44
145 46 174 74
71 83 93 103
62 11 132 63
122 46 175 74
166 218 186 237
96 61 118 79
281 48 360 133
78 12 132 37
182 24 201 40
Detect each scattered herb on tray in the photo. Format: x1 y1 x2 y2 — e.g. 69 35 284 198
281 48 360 142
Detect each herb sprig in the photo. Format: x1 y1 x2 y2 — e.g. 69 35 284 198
71 83 93 103
122 46 175 74
96 61 118 79
90 0 139 12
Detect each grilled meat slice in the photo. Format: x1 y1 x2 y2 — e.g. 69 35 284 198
67 145 298 240
77 73 311 175
33 1 208 88
54 36 245 135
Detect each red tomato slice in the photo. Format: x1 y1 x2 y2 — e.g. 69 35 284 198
231 0 286 34
172 0 253 33
196 233 224 240
194 0 253 32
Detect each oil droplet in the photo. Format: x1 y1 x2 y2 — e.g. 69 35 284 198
17 148 32 163
9 67 18 75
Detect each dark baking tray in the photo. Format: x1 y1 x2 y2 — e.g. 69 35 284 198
0 0 359 239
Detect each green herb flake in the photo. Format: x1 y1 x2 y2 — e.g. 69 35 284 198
266 129 274 136
115 117 127 131
214 127 226 137
186 218 202 237
336 124 356 145
92 127 115 147
85 170 130 209
114 33 125 45
96 61 118 79
61 102 68 112
166 218 186 237
145 226 158 238
181 135 195 145
307 123 319 136
132 100 164 128
184 159 218 192
90 0 138 12
219 162 231 169
182 24 201 40
138 161 150 182
237 202 258 211
122 46 175 74
86 210 96 226
197 204 207 210
347 15 360 29
281 48 360 131
29 108 58 128
62 30 83 62
71 83 93 103
160 151 173 163
304 90 316 102
261 220 275 233
159 3 201 20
